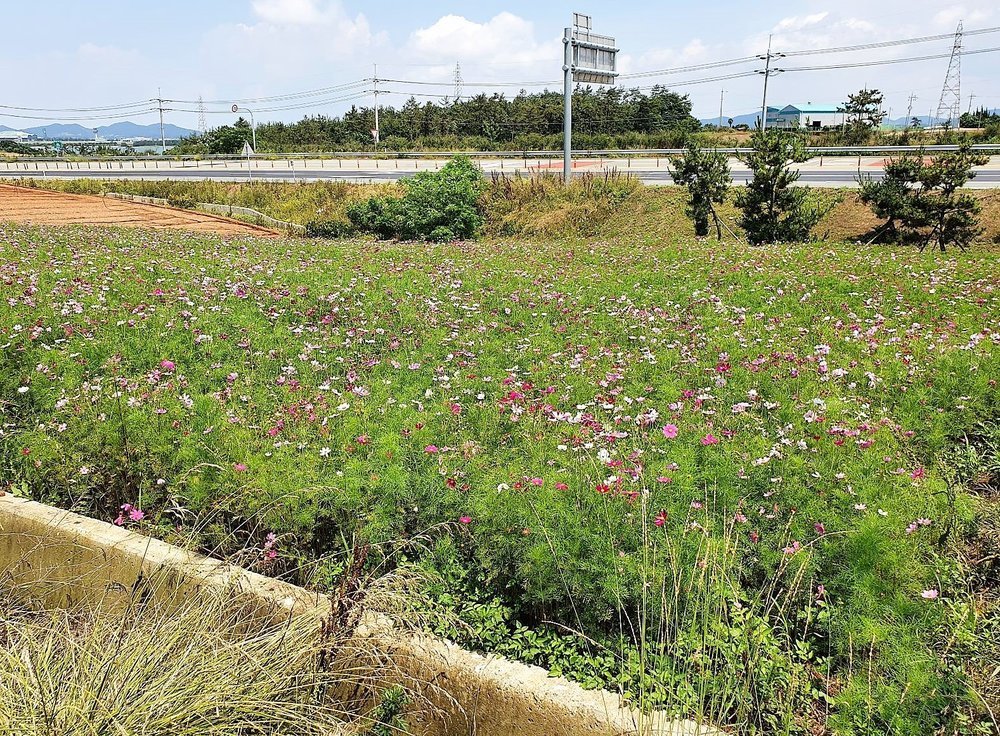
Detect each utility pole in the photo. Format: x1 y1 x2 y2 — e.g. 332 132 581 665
757 35 783 131
967 92 976 114
157 87 166 152
718 89 726 129
906 93 918 125
563 25 573 184
372 63 380 149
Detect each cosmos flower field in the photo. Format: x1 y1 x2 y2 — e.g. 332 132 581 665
2 222 998 733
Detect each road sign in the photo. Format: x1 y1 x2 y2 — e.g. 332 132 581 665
564 13 619 185
232 104 239 114
242 140 254 156
571 14 618 86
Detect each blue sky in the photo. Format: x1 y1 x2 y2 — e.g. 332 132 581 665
1 0 996 130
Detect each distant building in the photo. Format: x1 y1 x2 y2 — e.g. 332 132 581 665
767 104 846 130
0 130 36 141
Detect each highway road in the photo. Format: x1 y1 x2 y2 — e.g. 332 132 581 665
3 156 1000 188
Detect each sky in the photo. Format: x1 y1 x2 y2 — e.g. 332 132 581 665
0 0 997 131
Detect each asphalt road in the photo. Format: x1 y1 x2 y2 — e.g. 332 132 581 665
5 162 1000 187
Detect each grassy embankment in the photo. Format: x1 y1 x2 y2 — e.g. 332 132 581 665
13 173 1000 245
1 175 999 734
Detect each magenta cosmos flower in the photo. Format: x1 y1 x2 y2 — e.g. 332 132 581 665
661 424 679 439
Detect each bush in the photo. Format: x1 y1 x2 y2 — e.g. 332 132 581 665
305 219 356 238
347 156 485 241
736 129 823 244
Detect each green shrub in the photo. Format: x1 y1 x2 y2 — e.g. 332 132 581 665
305 219 356 238
347 156 485 241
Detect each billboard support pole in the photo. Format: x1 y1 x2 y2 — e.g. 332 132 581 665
563 27 573 186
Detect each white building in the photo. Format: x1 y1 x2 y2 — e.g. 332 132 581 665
0 130 36 141
768 104 846 130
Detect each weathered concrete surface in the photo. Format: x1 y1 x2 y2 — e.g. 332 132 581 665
0 494 718 736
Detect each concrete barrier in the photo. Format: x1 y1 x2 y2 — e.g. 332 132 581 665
0 494 716 736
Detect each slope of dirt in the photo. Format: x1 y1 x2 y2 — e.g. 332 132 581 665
0 184 279 237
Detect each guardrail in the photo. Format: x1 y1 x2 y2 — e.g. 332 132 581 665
4 144 1000 164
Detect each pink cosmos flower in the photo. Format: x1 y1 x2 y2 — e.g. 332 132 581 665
114 503 144 526
783 541 802 555
921 589 939 600
555 482 569 491
654 510 668 527
449 403 462 415
814 522 826 535
233 462 248 472
529 477 544 486
160 359 175 372
459 515 472 524
661 424 679 439
424 444 439 454
701 433 719 446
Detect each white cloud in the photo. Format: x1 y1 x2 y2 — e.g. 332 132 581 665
403 12 559 79
250 0 325 25
774 12 829 32
201 0 383 88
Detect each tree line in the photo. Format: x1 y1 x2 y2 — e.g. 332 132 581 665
172 86 701 154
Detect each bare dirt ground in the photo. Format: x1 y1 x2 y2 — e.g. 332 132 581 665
0 184 279 237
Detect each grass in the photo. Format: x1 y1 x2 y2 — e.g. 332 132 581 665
0 590 363 736
1 213 998 733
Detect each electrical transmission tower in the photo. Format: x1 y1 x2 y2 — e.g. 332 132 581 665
197 96 207 135
935 21 962 127
453 62 463 103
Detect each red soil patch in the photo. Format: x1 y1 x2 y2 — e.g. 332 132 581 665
0 184 280 237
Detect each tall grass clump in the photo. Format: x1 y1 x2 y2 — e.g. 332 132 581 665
0 595 351 735
480 170 640 237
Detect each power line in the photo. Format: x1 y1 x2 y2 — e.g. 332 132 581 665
0 100 154 113
163 80 371 105
783 25 1000 57
619 56 759 80
779 44 1000 72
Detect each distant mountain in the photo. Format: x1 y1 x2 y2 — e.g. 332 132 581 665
699 111 763 128
18 121 197 140
23 123 95 140
0 124 14 132
97 121 197 140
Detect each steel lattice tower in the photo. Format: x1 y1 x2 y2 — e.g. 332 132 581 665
197 96 208 135
453 63 463 103
935 21 963 127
